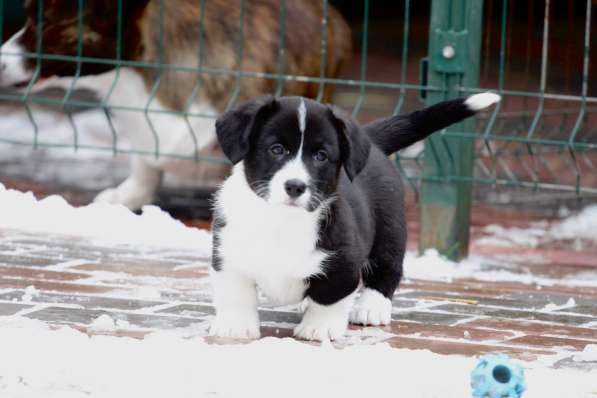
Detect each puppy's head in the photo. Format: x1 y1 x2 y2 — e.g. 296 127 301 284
216 96 370 212
0 0 150 87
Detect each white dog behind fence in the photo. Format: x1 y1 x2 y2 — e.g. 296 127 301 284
0 0 352 209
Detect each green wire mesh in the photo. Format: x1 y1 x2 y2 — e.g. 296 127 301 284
0 0 594 197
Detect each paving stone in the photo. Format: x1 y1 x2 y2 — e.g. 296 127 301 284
117 313 200 329
15 241 137 255
157 304 302 324
463 319 597 341
390 298 420 308
401 291 510 306
400 291 578 310
434 304 593 326
0 279 117 295
408 279 597 300
0 291 164 311
384 336 553 361
261 326 294 339
506 293 597 310
159 291 213 303
0 244 28 253
557 305 597 317
388 321 515 342
2 228 596 358
0 265 85 282
25 307 114 325
0 254 66 268
25 306 199 329
73 263 209 279
506 335 594 351
141 250 210 263
157 304 214 318
392 311 471 325
66 324 151 340
0 302 33 316
260 310 301 324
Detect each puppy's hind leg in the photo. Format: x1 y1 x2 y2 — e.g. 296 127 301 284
94 156 162 210
350 236 405 326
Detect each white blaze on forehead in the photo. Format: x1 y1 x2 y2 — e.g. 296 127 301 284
298 99 307 134
0 28 33 86
297 99 307 157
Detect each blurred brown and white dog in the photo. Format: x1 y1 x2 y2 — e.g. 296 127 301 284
0 0 351 209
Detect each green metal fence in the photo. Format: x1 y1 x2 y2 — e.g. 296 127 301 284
0 0 595 259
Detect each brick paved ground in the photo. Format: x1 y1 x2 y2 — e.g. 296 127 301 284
1 218 596 369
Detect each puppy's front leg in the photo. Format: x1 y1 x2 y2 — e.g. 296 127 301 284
210 270 260 339
294 267 359 342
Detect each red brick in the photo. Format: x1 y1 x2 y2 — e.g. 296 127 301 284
0 265 84 282
384 336 554 361
387 321 515 342
0 278 118 295
50 324 150 340
464 319 597 341
73 263 209 279
505 335 594 351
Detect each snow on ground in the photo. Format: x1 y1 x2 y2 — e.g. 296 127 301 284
2 184 597 287
476 205 597 248
0 183 211 254
404 249 597 287
1 188 597 396
0 317 595 398
574 345 597 363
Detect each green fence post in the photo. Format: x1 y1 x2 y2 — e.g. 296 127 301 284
419 0 484 260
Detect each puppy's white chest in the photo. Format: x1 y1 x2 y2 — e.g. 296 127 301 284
216 169 329 304
218 212 326 303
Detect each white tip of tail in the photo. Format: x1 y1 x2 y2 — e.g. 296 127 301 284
465 92 501 111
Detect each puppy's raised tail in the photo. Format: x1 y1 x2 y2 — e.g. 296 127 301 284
364 92 501 156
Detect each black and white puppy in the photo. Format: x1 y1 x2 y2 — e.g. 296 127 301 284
210 93 500 341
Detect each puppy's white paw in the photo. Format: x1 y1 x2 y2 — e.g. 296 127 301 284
294 318 347 341
209 315 260 339
293 298 351 341
349 288 392 326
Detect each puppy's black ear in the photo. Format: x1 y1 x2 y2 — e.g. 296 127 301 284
327 106 371 181
215 96 278 164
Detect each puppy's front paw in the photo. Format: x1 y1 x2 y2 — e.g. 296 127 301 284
294 319 346 341
293 299 349 341
349 288 392 326
209 315 260 339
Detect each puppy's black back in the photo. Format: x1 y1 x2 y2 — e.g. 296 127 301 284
314 93 500 302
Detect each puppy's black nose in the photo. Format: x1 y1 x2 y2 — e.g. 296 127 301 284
284 179 307 198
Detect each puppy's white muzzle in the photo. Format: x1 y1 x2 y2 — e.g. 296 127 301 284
268 157 311 210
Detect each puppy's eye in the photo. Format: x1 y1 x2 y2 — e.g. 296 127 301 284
269 143 286 157
314 150 328 162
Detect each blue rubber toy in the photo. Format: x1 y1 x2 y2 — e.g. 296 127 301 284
471 354 527 398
